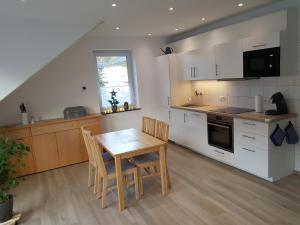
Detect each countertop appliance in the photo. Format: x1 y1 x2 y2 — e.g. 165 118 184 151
63 106 87 119
243 47 280 78
209 107 254 114
265 92 288 115
207 113 234 153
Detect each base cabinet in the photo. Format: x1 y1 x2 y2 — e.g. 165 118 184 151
1 115 103 176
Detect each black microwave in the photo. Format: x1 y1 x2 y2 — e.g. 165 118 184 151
243 47 280 78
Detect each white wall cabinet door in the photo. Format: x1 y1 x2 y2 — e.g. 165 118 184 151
215 40 243 79
242 32 280 52
182 48 216 80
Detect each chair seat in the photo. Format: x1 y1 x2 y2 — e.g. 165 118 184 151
102 151 113 162
133 153 159 165
105 160 135 175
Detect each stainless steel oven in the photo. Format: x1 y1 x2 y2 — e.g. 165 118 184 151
207 114 233 153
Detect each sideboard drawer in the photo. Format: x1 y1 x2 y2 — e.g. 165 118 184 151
4 128 31 139
78 117 101 128
234 130 268 151
31 121 78 135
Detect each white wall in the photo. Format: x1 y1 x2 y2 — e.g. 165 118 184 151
168 9 300 171
0 35 166 132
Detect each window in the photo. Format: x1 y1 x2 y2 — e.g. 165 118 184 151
94 50 137 111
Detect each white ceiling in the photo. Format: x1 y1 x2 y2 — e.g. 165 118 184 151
1 0 280 38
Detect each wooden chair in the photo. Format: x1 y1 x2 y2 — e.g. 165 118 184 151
88 134 140 208
134 120 170 196
142 116 156 136
81 127 113 194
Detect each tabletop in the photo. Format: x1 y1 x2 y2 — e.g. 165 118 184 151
95 128 166 156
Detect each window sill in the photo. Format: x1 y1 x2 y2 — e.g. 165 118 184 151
101 108 141 115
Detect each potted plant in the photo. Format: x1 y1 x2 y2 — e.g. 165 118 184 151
108 89 119 113
0 138 29 222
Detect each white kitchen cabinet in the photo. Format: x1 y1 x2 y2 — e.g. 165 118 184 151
215 40 243 79
182 48 216 80
242 32 280 52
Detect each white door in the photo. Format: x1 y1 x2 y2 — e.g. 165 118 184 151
154 55 171 108
215 40 243 79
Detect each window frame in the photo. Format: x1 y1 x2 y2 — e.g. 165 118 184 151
94 50 137 111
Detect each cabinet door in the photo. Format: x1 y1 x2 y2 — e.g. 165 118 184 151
16 137 36 176
32 133 60 172
183 52 196 80
154 55 171 107
215 40 243 79
242 32 280 52
56 129 85 166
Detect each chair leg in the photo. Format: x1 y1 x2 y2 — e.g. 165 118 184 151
94 168 98 194
138 168 144 197
133 170 140 200
96 174 102 199
88 163 93 187
102 178 108 209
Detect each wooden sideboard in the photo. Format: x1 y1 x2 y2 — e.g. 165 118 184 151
0 114 103 176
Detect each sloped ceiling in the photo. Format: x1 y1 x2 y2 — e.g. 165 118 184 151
0 0 277 101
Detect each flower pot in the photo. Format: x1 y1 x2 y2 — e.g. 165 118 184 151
111 105 118 113
0 194 13 222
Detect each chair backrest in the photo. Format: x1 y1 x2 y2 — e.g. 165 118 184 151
142 116 156 136
81 127 95 164
155 120 169 142
88 134 108 177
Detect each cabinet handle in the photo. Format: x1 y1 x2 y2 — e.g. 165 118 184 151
252 44 266 48
215 64 218 76
183 113 186 123
167 96 170 106
242 147 256 153
168 111 171 121
242 134 256 140
215 150 225 155
193 67 196 78
190 67 193 78
242 122 256 126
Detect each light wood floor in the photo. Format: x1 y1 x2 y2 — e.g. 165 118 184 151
14 143 300 225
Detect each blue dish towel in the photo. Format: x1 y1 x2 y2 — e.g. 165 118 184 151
270 124 285 146
285 121 299 144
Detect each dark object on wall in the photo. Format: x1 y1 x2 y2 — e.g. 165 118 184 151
270 124 286 146
265 92 288 115
285 121 299 144
160 47 173 55
63 106 87 119
0 194 13 222
124 102 129 111
82 86 87 90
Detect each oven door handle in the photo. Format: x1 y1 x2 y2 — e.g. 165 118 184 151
207 122 230 129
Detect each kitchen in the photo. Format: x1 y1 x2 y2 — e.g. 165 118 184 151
1 1 300 225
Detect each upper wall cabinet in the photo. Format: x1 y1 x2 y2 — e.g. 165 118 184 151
242 32 280 52
182 47 215 80
215 40 243 79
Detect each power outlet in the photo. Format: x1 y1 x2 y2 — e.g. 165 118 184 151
219 96 227 102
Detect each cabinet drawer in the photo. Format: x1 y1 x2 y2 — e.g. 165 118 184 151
4 128 31 139
235 143 268 178
78 117 101 127
188 112 206 128
207 146 235 165
31 121 78 135
234 118 268 136
234 130 268 151
242 32 280 52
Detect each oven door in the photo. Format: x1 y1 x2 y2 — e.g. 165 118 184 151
243 47 280 77
207 121 233 153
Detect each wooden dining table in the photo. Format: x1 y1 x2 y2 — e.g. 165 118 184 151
95 128 169 211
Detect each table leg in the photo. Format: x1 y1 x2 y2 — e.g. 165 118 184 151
159 145 168 195
115 156 125 211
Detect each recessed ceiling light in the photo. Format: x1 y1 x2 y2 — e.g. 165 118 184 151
115 26 120 30
169 7 174 11
238 3 244 7
175 28 179 31
20 0 27 3
148 33 152 36
201 17 206 21
112 3 117 7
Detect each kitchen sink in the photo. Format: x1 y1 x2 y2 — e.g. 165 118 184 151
180 104 206 108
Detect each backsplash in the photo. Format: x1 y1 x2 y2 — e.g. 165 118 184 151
192 75 300 170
